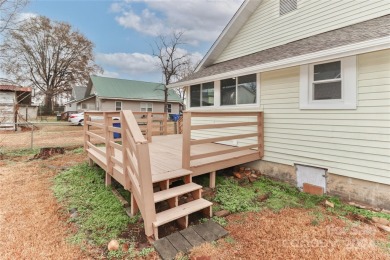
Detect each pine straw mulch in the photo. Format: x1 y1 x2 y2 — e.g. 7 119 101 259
0 151 91 260
190 208 390 260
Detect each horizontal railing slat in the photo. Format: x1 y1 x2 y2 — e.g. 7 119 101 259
190 133 258 145
191 121 257 130
190 144 259 161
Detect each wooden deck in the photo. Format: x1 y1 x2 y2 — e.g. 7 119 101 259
91 134 260 181
84 110 264 240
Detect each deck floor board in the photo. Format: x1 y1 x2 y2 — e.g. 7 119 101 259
92 134 260 178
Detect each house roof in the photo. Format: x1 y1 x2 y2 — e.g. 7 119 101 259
72 86 87 100
170 14 389 88
90 75 182 103
0 85 32 92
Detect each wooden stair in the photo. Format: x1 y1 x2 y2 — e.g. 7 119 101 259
151 170 212 240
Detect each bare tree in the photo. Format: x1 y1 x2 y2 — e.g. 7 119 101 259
0 16 102 113
174 58 199 101
0 0 28 33
152 31 190 112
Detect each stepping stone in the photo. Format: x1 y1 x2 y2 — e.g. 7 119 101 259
192 222 219 242
203 220 229 238
179 227 205 247
153 237 178 260
166 232 192 253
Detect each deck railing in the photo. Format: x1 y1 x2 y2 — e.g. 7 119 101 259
120 111 156 237
182 111 264 170
83 110 156 237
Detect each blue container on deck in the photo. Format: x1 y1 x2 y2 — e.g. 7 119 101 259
113 122 121 139
170 114 180 122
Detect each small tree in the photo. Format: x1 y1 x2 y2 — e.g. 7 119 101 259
152 31 189 112
0 16 102 113
0 0 28 33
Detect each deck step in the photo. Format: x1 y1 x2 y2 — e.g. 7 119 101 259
152 168 192 183
154 198 212 227
154 183 202 203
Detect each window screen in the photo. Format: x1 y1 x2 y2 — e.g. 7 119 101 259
221 78 236 106
313 61 342 100
237 74 256 104
202 82 214 106
115 101 122 111
280 0 297 15
190 84 201 107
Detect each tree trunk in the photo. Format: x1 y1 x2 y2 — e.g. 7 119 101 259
164 86 168 113
44 94 53 115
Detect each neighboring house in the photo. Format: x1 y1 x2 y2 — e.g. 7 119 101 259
0 84 36 130
64 86 87 112
169 1 390 209
77 75 182 114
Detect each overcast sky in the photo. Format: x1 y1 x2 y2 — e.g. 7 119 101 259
1 0 244 83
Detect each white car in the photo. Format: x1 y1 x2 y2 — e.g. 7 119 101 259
69 112 84 126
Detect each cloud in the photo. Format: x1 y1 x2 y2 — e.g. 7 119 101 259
95 49 203 81
111 0 244 45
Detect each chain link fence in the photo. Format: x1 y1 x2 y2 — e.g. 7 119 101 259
0 121 85 154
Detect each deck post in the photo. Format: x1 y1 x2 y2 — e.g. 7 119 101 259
209 171 216 188
182 111 191 170
137 143 156 237
121 111 131 191
104 112 113 186
83 113 89 151
147 112 152 142
163 112 168 135
257 112 264 157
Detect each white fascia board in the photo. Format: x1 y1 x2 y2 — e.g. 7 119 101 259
100 97 182 103
168 36 390 89
196 0 262 71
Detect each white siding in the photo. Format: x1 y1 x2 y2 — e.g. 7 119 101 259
216 0 390 63
100 100 180 114
260 50 390 185
191 50 390 185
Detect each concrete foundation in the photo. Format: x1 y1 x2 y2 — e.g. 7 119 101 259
244 160 390 211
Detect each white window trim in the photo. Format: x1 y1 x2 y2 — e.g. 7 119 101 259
166 103 172 113
189 82 215 108
300 56 357 110
140 102 153 112
220 73 260 107
115 101 122 111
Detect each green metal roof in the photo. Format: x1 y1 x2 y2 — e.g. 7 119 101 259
90 75 182 103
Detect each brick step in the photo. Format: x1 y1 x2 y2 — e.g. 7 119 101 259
153 183 202 203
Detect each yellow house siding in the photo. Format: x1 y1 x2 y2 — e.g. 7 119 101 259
261 50 390 184
216 0 390 63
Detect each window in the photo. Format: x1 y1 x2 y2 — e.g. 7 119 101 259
300 56 357 109
166 104 172 113
115 101 122 111
140 102 153 112
221 74 257 106
190 82 214 107
280 0 297 16
81 103 87 109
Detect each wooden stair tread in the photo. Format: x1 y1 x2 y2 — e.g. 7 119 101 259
154 199 212 227
154 183 201 203
152 168 192 183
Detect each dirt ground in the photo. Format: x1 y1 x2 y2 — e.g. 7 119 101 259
0 151 90 259
190 209 390 260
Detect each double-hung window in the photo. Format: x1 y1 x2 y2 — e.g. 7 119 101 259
190 82 214 108
221 74 257 106
115 101 122 111
166 104 172 113
300 56 357 109
140 102 153 112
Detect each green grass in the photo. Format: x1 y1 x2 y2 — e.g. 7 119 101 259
3 148 39 157
53 163 134 246
212 176 390 222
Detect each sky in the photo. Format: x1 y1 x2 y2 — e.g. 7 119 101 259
2 0 244 83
